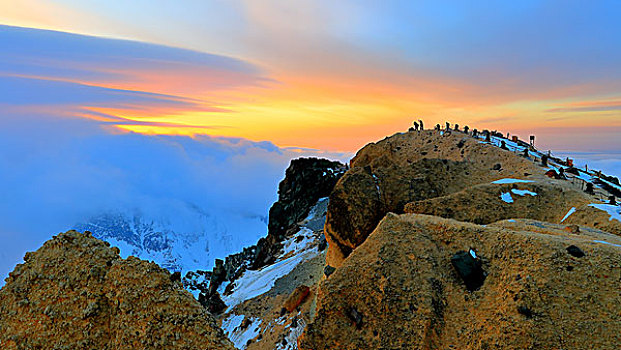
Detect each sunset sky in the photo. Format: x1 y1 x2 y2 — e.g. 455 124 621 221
1 0 620 152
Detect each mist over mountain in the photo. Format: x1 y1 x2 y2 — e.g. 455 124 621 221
0 114 347 282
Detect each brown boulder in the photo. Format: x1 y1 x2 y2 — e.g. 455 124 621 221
0 230 233 350
300 214 621 349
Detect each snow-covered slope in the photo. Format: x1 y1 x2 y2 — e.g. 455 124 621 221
74 202 267 274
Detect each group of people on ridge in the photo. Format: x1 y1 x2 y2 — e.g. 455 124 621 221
410 118 618 206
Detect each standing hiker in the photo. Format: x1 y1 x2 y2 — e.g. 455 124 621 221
454 124 459 132
446 122 450 131
501 140 508 150
413 121 419 131
464 126 469 134
419 119 424 130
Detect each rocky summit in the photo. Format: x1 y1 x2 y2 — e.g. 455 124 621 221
0 230 232 350
299 129 621 349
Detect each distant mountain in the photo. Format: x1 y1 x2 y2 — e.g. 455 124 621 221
74 202 268 273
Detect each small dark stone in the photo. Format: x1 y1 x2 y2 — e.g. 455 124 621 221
348 307 363 329
566 245 585 258
517 305 534 318
451 250 486 291
492 163 502 171
317 235 327 251
280 307 287 316
324 265 336 278
566 265 574 271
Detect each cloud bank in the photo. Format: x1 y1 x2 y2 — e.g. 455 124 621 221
0 114 348 282
0 24 348 282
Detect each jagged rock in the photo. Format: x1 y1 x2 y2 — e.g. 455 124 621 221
254 158 346 269
299 214 621 349
199 291 227 315
0 230 233 349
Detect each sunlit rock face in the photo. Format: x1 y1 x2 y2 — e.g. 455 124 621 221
0 230 234 350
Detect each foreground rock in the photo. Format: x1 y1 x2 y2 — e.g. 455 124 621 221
0 231 233 350
300 214 621 349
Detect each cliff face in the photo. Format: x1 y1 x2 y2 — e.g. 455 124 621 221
191 157 346 316
254 157 346 269
0 231 233 350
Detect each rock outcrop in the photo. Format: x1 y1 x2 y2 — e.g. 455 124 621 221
300 214 621 350
325 130 543 266
0 231 233 350
404 180 590 224
254 157 346 269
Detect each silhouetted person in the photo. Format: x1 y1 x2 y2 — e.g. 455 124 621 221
541 154 549 166
523 148 529 158
585 182 594 195
464 126 469 134
484 130 491 142
454 124 459 131
413 121 419 131
610 196 617 205
500 140 508 150
472 129 478 137
435 124 441 131
419 120 424 130
446 122 450 131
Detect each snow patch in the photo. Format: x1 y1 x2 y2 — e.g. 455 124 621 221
224 316 262 349
500 192 514 203
469 249 477 259
222 248 319 312
222 314 245 337
560 207 577 223
492 178 534 184
588 204 621 222
511 189 537 197
592 240 621 248
276 314 307 350
281 228 315 257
